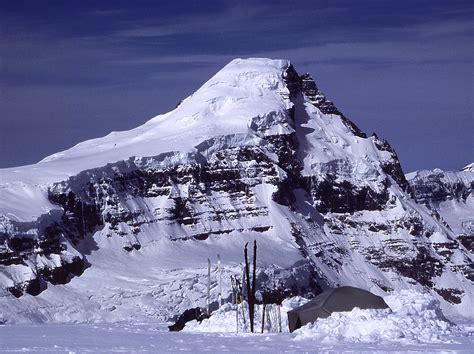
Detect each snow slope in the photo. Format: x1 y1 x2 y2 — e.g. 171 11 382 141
0 58 472 324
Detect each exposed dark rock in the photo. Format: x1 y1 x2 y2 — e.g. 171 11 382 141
378 247 444 287
458 235 473 252
372 134 409 192
409 171 472 204
0 250 24 266
284 64 303 99
300 73 367 138
168 307 209 332
8 277 44 298
0 192 101 296
434 288 463 304
308 175 390 213
39 256 87 285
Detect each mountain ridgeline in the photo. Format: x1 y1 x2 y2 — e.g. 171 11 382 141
0 58 472 322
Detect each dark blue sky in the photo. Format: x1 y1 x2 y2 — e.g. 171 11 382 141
1 1 472 172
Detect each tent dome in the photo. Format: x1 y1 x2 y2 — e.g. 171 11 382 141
287 286 390 332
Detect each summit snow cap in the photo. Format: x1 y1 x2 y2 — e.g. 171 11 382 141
4 58 295 183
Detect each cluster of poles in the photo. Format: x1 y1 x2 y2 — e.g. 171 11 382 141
206 240 282 333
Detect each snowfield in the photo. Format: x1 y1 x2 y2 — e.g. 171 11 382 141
1 291 473 352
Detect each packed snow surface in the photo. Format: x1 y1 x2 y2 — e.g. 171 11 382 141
2 291 472 352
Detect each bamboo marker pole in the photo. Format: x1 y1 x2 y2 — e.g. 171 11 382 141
278 304 282 333
239 273 247 327
244 243 253 332
207 258 211 315
251 240 257 333
231 276 239 333
267 304 273 333
236 300 239 334
244 240 258 333
217 254 222 308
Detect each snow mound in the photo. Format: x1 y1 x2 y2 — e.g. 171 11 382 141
184 290 470 346
294 290 466 345
184 300 299 334
183 303 243 333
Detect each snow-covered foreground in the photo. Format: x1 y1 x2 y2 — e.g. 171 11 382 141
1 321 473 353
1 291 473 352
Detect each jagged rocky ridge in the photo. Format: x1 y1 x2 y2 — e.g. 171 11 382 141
0 58 472 321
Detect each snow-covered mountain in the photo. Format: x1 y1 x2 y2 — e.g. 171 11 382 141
407 164 473 252
0 58 472 323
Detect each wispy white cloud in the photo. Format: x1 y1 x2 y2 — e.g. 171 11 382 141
113 25 472 71
383 17 473 38
113 4 342 39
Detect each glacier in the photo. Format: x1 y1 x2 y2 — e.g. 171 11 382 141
0 58 472 325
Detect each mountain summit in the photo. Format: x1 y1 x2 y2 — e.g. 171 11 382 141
0 58 472 323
